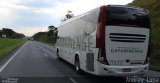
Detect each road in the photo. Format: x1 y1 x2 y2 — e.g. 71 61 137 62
0 41 159 83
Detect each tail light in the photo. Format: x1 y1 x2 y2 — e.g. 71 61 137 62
96 5 109 65
143 57 149 65
97 49 109 65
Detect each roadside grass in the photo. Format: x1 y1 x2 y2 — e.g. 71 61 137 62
150 59 160 71
149 46 160 71
0 38 26 59
149 28 160 71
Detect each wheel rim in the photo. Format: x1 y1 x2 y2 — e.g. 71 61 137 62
75 60 79 71
76 63 79 71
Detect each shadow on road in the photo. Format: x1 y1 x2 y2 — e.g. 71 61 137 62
56 58 127 83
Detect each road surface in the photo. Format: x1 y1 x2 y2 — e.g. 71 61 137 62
0 41 159 83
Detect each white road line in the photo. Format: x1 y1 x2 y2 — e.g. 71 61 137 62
0 42 26 72
44 53 48 57
68 77 78 83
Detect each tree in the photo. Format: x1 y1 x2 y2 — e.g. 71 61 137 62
61 10 74 22
32 25 58 44
0 30 2 37
48 25 55 31
0 28 25 38
32 32 47 41
47 25 58 40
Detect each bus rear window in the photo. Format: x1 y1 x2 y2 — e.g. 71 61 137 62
106 6 150 28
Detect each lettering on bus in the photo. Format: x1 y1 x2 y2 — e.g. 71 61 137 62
73 38 76 49
77 37 81 50
88 36 93 52
82 36 87 51
57 35 95 52
111 47 143 54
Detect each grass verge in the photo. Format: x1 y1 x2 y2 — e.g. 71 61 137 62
0 38 26 59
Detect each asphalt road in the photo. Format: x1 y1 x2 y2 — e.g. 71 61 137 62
0 41 159 83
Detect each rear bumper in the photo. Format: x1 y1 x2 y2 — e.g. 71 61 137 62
95 62 149 76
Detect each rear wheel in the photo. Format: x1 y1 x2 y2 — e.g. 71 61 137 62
56 49 60 59
75 56 81 73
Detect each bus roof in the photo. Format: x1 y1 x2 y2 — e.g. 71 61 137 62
59 5 148 26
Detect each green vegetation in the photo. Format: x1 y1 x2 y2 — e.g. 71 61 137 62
129 0 160 70
33 10 74 45
0 38 26 59
0 28 25 38
33 25 57 45
33 32 56 45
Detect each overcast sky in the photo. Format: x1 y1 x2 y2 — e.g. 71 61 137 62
0 0 133 36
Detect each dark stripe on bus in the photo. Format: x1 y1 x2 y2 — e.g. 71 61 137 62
110 39 145 42
109 37 146 40
110 33 146 37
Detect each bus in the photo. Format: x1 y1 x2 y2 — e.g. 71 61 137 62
55 5 151 76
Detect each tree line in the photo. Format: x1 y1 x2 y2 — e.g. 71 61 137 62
0 28 25 38
32 10 74 44
32 25 58 44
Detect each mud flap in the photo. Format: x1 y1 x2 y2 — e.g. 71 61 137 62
86 53 94 72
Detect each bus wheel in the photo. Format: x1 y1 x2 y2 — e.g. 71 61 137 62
75 56 81 73
56 49 60 59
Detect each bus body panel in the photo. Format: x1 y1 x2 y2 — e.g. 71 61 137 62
105 26 150 66
56 37 99 74
58 8 99 37
95 62 148 76
56 7 100 74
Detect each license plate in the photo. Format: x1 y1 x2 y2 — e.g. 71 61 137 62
122 68 131 72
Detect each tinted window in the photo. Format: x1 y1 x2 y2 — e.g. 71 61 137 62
106 6 150 28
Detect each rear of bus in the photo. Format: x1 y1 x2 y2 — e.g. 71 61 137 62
96 5 150 76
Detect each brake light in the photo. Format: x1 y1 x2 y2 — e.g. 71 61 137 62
143 57 149 65
98 50 109 65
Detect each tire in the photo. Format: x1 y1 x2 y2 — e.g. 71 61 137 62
56 49 60 59
75 56 81 73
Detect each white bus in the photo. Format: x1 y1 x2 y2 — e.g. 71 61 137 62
55 5 151 76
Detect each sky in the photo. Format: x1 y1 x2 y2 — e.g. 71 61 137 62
0 0 133 36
